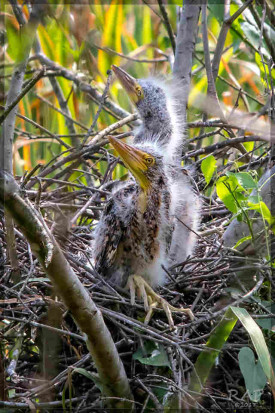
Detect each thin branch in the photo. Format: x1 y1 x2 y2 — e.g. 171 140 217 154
29 53 133 121
89 114 137 146
157 0 176 54
35 93 88 131
186 135 266 158
249 1 275 62
201 3 224 119
212 0 253 82
83 70 113 146
0 68 45 125
8 110 71 149
93 44 168 63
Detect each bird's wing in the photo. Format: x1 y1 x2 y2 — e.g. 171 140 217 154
92 182 137 272
92 198 124 272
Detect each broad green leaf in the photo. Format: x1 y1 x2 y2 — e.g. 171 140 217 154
226 172 257 190
201 155 217 185
189 308 238 393
37 25 56 61
98 4 120 75
238 347 267 402
243 141 255 152
216 175 245 213
247 201 274 226
208 4 224 23
240 21 270 58
6 19 18 60
257 317 275 332
230 306 275 397
240 21 260 48
133 341 171 368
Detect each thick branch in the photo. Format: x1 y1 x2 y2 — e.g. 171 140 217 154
173 1 201 110
0 171 133 410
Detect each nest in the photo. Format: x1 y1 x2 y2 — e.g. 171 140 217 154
0 137 273 412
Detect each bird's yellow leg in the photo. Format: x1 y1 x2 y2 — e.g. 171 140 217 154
126 275 194 328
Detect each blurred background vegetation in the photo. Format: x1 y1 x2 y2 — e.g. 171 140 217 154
2 1 272 180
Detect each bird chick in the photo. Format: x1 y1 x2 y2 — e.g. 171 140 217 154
112 65 200 262
92 136 194 327
112 65 183 164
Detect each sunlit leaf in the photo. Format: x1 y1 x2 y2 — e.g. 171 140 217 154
226 172 257 190
216 175 245 213
201 155 217 185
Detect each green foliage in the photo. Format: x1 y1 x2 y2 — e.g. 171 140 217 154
73 367 103 390
189 306 275 402
216 171 275 238
189 308 238 393
231 307 275 399
201 155 217 185
216 173 246 214
238 347 267 402
133 340 171 368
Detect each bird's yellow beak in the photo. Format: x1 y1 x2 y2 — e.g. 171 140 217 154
108 136 150 191
112 65 144 104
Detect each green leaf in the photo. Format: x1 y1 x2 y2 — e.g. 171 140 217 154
73 368 103 391
256 317 275 332
201 155 217 185
133 341 171 368
226 172 257 190
233 235 252 249
189 308 238 393
6 20 18 60
208 3 224 23
247 201 275 228
216 175 244 213
238 347 267 402
256 302 275 332
230 307 275 396
240 21 261 48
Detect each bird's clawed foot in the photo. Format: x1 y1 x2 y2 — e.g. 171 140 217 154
126 275 194 329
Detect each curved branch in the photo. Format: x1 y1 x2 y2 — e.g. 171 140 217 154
0 171 133 411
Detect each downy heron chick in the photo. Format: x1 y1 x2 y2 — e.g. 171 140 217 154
112 64 184 164
92 136 194 327
112 65 200 263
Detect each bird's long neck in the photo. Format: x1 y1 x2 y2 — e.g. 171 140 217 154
137 177 168 216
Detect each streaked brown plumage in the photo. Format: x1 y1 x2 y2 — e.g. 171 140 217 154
91 137 195 326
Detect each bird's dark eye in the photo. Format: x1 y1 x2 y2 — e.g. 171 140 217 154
144 156 155 166
145 111 152 118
